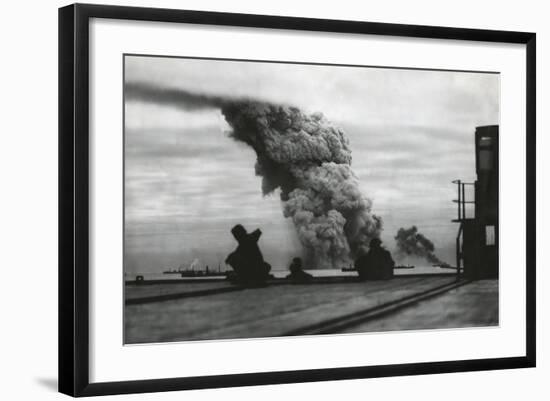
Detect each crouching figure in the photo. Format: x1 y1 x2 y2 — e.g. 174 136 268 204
355 238 394 280
286 257 313 283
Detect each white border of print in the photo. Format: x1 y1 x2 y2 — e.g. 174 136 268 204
89 18 526 383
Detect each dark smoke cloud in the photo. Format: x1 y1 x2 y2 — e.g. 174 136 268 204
126 83 382 268
394 226 443 265
222 102 382 267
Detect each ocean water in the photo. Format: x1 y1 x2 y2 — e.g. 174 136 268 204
125 266 455 281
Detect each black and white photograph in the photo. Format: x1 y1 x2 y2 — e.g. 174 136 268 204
123 55 500 344
0 0 543 399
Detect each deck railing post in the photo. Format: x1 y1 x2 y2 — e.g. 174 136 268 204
457 180 461 220
461 183 466 220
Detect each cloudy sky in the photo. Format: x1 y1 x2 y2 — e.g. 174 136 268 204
124 55 499 274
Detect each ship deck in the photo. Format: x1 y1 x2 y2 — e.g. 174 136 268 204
124 275 498 344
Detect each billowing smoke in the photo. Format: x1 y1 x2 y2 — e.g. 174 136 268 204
394 226 443 265
189 258 200 270
221 102 381 268
126 83 382 268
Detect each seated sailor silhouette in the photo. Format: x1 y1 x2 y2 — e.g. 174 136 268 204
354 238 395 280
225 224 271 286
286 257 313 283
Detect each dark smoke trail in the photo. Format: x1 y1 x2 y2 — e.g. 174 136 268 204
125 82 228 110
394 226 443 265
126 83 382 268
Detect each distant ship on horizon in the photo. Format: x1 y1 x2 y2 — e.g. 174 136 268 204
163 260 228 278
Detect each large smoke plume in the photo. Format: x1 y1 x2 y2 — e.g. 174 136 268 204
394 226 443 265
127 83 382 268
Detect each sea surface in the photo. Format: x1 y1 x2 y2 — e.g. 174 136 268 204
125 266 455 281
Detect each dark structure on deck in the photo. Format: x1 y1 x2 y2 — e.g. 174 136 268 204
453 125 499 279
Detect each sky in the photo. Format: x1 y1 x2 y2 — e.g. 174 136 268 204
124 55 499 274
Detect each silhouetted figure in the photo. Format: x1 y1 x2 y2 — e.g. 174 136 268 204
286 257 313 283
225 224 271 286
355 238 395 280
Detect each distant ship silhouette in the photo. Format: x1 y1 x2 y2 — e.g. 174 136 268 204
163 261 228 278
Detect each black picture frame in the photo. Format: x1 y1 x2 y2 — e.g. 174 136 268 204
59 3 536 397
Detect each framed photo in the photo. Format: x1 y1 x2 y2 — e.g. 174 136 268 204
58 3 536 397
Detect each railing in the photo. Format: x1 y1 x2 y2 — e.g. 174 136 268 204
452 179 475 222
451 179 476 276
455 224 463 276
